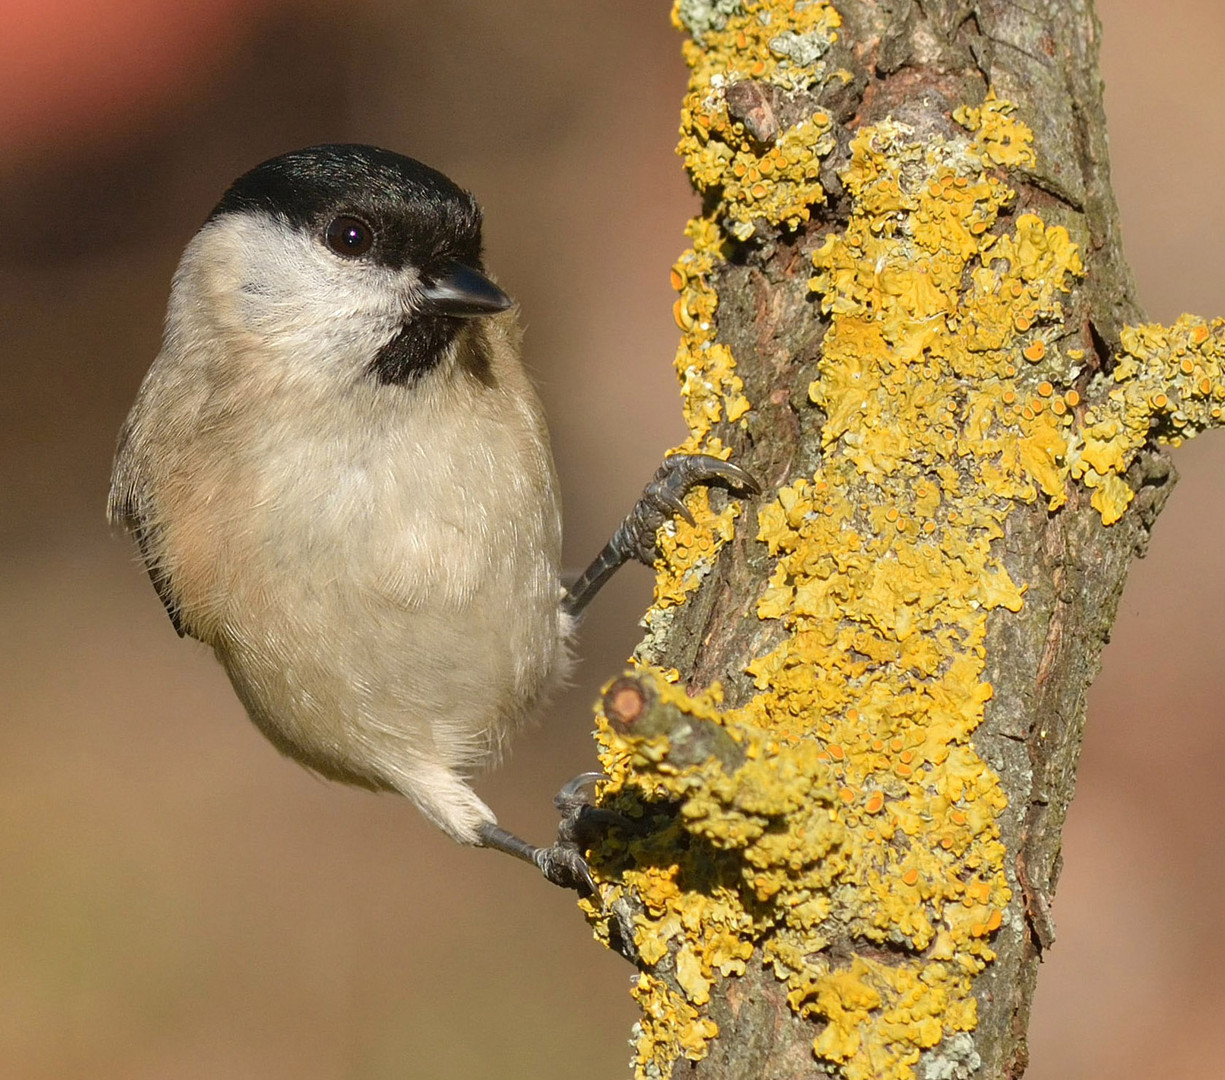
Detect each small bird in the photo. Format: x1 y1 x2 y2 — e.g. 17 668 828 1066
108 145 754 891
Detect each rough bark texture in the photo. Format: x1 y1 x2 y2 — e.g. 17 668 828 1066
578 3 1221 1078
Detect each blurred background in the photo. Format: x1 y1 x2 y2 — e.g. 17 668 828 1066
1 1 1222 1076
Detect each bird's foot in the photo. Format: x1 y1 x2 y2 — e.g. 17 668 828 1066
617 454 760 566
478 772 631 898
563 454 759 617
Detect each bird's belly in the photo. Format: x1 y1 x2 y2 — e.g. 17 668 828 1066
206 449 565 787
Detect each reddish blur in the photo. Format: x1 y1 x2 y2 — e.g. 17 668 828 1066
0 0 287 158
0 2 1222 1077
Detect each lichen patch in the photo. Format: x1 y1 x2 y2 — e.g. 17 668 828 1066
583 12 1225 1080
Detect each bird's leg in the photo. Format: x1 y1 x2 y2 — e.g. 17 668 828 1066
562 453 760 618
506 455 755 893
477 773 629 896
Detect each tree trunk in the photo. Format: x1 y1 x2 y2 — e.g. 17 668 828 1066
579 3 1225 1078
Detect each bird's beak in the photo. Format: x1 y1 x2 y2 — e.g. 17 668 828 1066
419 260 513 317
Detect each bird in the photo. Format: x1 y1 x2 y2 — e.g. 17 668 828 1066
108 144 755 892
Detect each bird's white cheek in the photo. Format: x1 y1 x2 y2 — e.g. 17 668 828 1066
182 213 410 379
238 264 403 373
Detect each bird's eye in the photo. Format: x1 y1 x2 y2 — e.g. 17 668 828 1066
324 215 374 258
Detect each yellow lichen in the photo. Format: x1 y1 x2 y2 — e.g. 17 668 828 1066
662 3 844 623
632 972 720 1071
661 0 843 632
674 0 840 240
1068 315 1225 523
587 18 1225 1080
651 486 742 609
589 670 844 1071
671 216 750 454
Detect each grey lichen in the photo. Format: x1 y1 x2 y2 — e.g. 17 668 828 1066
769 29 832 67
635 603 678 668
920 1033 983 1080
767 29 833 89
675 0 744 40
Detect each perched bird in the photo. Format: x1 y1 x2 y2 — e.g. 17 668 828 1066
108 145 754 891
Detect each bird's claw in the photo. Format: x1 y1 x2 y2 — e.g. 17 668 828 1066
554 771 604 815
562 452 758 619
540 773 637 898
478 773 634 898
620 453 761 566
533 841 599 896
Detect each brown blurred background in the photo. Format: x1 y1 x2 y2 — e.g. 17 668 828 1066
1 2 1222 1077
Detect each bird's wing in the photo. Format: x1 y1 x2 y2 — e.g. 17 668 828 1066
132 517 189 638
109 473 191 640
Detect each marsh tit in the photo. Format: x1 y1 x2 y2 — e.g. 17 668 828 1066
108 145 755 892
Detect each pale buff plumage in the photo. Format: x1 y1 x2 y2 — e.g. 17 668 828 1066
109 212 571 844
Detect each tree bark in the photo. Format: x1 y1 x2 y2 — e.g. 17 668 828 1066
578 3 1224 1078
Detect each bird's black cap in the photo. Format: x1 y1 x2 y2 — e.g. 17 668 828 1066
208 144 486 274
